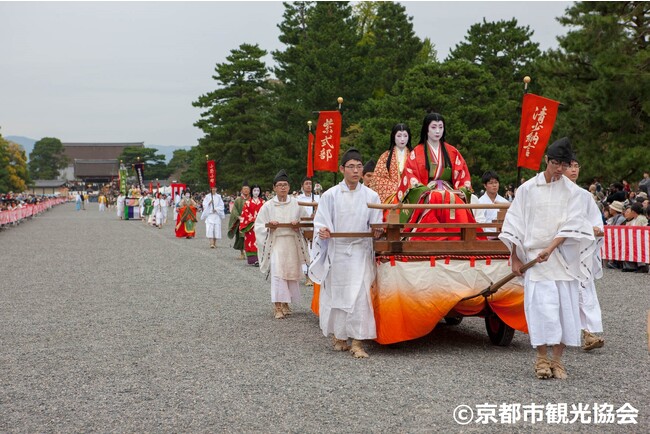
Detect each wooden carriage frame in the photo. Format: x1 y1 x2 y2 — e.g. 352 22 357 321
295 201 519 346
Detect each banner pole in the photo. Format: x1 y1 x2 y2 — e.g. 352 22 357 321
334 96 344 186
516 76 531 188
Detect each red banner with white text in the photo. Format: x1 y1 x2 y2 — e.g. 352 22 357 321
517 93 560 171
207 160 217 188
313 111 342 173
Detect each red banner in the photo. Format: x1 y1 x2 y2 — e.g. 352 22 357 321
517 93 560 171
307 132 314 178
149 181 153 194
602 225 650 263
313 110 342 173
207 160 217 188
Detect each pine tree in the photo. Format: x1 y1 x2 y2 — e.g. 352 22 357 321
537 1 650 183
191 43 272 190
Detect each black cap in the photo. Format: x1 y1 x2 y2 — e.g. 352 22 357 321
546 137 573 164
341 147 363 166
273 169 289 185
363 159 376 175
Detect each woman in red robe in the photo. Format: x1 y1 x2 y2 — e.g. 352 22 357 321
239 185 265 265
175 191 198 238
396 113 476 240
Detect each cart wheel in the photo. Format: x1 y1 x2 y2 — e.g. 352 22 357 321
485 313 515 346
444 316 463 326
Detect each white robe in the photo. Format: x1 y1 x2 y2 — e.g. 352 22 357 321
201 193 225 239
499 173 598 347
152 198 165 226
255 196 310 303
577 187 604 333
474 192 509 233
116 195 125 218
309 181 382 340
296 192 320 274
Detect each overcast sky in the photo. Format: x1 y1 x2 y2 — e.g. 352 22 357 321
0 1 573 148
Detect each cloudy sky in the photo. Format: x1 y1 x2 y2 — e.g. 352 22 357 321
0 1 573 148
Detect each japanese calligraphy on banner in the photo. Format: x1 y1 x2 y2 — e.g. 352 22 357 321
517 93 560 171
313 110 342 172
134 163 145 192
207 160 217 188
119 167 128 195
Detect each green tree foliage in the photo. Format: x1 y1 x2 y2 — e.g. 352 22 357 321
118 146 170 180
191 43 272 191
359 1 424 99
357 60 516 188
167 149 192 176
28 137 68 180
448 19 541 184
0 133 30 192
356 18 542 189
537 1 650 184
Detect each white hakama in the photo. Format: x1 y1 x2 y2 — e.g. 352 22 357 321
116 196 125 219
255 196 310 303
524 278 581 347
499 173 598 348
309 181 382 341
202 193 225 239
153 198 165 226
576 187 605 333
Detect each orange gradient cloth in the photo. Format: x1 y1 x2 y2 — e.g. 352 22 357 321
372 259 527 344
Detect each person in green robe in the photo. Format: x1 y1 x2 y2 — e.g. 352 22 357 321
227 181 251 259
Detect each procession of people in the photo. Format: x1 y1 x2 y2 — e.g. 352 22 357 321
87 110 649 373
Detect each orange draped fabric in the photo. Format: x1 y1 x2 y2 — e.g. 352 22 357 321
371 260 527 345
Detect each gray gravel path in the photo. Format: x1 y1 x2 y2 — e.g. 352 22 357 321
1 203 648 433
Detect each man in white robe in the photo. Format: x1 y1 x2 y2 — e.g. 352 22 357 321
474 170 509 235
201 187 226 248
296 177 320 286
255 170 310 319
116 193 125 220
309 148 383 358
499 138 598 380
565 155 605 351
152 193 166 229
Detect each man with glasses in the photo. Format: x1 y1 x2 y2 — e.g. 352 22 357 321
499 138 598 380
565 155 606 351
309 148 383 358
255 170 310 319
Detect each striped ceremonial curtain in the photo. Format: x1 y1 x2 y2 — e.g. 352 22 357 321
602 225 650 262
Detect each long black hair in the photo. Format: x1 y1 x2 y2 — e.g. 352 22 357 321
419 112 451 175
386 123 412 172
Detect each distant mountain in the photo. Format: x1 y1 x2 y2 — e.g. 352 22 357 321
147 145 193 163
5 136 36 158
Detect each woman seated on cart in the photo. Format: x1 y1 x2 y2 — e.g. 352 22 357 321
394 112 478 240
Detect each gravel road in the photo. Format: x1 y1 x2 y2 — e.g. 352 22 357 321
1 203 648 432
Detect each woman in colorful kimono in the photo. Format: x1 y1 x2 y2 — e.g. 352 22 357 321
239 185 265 266
175 190 198 238
371 123 413 204
396 112 476 240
